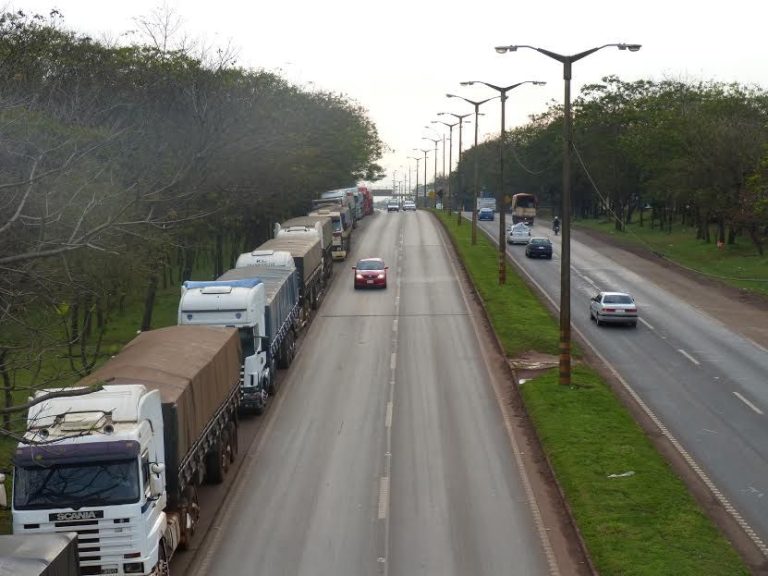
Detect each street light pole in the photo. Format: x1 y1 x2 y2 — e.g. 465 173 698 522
432 120 459 214
439 112 472 224
413 148 430 205
446 94 499 244
459 79 546 284
422 136 439 207
408 156 421 197
495 42 641 387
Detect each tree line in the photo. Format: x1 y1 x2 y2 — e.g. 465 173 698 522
453 75 768 254
0 10 383 431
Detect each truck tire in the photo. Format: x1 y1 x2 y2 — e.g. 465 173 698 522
178 486 199 550
205 437 229 484
157 540 171 576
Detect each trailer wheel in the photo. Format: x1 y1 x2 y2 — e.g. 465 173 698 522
205 438 228 484
278 330 295 369
228 423 239 462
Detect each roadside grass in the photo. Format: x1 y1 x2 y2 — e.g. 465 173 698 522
575 217 768 298
435 210 750 576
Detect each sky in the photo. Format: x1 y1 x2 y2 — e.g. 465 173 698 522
13 0 768 188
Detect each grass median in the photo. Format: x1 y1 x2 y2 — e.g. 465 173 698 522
435 210 749 576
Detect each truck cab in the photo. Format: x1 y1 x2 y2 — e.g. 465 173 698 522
179 279 271 412
11 385 169 576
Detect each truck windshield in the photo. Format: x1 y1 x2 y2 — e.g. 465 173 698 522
239 327 256 357
14 459 140 510
331 218 342 233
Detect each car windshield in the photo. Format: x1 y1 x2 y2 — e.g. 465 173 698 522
356 260 384 271
603 294 633 304
530 239 548 245
511 225 528 233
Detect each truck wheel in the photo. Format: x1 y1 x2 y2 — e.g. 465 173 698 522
178 487 199 550
205 438 228 484
157 540 171 576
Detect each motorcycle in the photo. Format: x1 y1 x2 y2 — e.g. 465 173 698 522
553 222 560 236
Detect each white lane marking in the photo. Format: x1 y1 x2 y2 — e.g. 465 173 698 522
733 392 764 415
392 318 398 333
639 317 655 330
390 352 397 371
385 401 393 428
581 274 598 289
678 349 700 366
378 476 390 519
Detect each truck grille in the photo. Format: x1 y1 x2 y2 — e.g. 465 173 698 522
23 517 138 574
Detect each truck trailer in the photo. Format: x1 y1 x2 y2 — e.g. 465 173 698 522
10 325 241 576
274 215 334 281
308 207 351 261
179 265 300 413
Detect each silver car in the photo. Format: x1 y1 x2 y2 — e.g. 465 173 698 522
589 291 638 327
507 223 531 245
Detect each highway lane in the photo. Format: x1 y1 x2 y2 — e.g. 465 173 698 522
189 210 555 576
477 215 768 554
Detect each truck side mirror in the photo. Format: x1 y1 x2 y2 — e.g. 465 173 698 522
0 473 7 508
149 463 165 498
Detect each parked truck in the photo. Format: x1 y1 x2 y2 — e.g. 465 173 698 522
308 207 352 261
9 325 241 576
254 236 323 316
179 265 300 412
274 215 334 281
0 533 80 576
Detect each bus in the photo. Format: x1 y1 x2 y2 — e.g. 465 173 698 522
510 193 537 225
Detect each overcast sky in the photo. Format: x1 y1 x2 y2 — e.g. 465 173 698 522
14 0 768 187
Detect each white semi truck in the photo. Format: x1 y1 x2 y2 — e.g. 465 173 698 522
9 325 241 576
179 265 300 413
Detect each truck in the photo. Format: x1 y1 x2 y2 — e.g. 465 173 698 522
254 236 323 317
9 325 241 576
179 265 300 412
274 215 334 281
358 185 373 216
308 207 352 261
313 187 360 228
477 196 497 212
0 533 80 576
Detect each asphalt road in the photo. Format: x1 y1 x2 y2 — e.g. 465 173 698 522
185 210 558 576
477 215 768 557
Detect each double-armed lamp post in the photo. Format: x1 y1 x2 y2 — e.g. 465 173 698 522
407 155 421 197
494 42 641 387
459 79 546 285
412 148 430 205
431 119 460 214
446 93 499 245
438 112 472 223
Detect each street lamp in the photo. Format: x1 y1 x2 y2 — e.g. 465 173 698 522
446 93 499 244
495 42 641 387
438 112 473 223
422 136 440 206
460 79 546 285
431 119 459 214
412 148 430 204
408 156 421 197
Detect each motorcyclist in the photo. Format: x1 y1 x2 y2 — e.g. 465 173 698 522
552 216 560 235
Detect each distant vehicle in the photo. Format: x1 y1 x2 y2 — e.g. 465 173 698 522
477 197 496 211
589 291 638 327
511 193 537 225
402 200 417 211
525 237 553 259
507 222 531 245
353 258 388 289
478 207 494 221
387 200 400 212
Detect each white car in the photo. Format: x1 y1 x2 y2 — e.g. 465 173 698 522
589 291 638 327
507 223 531 245
402 200 416 211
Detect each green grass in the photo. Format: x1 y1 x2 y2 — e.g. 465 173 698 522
574 217 768 298
435 210 750 575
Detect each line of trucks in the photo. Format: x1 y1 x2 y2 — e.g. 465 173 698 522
1 186 374 576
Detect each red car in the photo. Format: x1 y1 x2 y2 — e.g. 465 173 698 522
353 258 388 289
